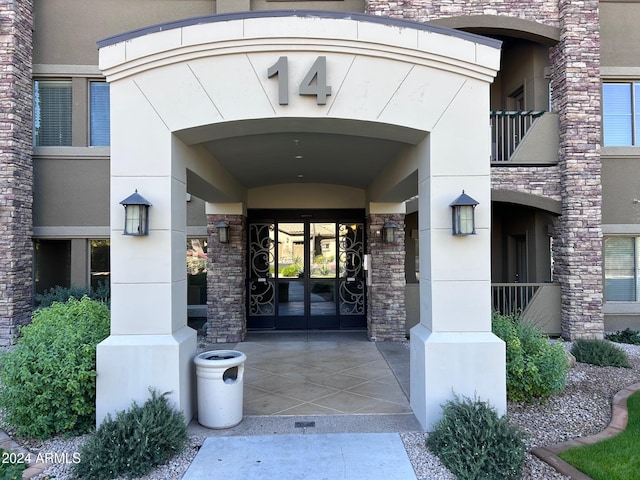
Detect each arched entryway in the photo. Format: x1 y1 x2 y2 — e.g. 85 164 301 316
96 10 505 430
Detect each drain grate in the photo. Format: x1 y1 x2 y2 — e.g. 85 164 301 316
294 421 316 428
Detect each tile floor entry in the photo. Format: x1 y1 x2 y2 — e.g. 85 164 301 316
232 331 412 416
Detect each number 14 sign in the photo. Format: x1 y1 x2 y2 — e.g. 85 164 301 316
267 56 332 105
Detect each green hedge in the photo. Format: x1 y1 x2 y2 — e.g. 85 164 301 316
492 313 569 402
427 395 526 480
571 339 631 368
73 389 187 479
0 297 110 439
606 328 640 345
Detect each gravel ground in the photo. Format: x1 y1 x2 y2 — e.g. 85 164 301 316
15 342 640 480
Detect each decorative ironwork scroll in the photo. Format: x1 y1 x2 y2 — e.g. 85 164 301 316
338 223 365 315
249 223 275 316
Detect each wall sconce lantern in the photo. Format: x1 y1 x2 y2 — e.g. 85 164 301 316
119 190 151 236
216 220 230 243
383 220 398 244
450 190 479 236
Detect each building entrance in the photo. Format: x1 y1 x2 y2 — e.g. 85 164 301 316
247 210 366 330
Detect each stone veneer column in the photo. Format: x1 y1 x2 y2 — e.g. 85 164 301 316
207 214 246 343
0 0 33 346
551 0 603 339
367 213 406 341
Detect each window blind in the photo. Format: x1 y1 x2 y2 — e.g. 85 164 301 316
603 83 633 146
90 82 110 146
604 237 636 302
34 80 72 147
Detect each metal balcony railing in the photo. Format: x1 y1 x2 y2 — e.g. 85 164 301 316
491 283 562 335
490 110 546 162
491 283 541 316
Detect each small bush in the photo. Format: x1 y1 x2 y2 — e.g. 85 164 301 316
571 339 631 368
0 297 110 439
0 449 26 480
73 389 187 480
606 328 640 345
492 313 569 402
35 282 110 309
426 395 526 480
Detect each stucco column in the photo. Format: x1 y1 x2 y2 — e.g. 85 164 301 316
0 0 33 346
410 121 505 429
96 79 196 424
367 208 406 341
206 203 246 343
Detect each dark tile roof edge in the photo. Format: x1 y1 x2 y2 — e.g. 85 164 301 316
96 10 502 50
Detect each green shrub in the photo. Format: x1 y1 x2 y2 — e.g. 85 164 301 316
279 264 302 277
571 339 631 368
73 389 187 480
0 297 110 439
426 395 526 480
35 282 110 308
0 449 26 480
606 328 640 345
492 313 569 402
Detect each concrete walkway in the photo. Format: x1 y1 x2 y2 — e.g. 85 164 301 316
182 433 417 480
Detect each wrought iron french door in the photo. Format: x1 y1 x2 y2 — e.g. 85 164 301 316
247 211 366 330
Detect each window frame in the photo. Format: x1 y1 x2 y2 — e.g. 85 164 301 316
602 81 640 147
89 80 110 147
33 78 73 147
604 236 639 303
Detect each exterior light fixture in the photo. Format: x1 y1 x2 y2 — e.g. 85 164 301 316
119 190 151 236
383 220 398 244
216 220 230 243
450 190 479 236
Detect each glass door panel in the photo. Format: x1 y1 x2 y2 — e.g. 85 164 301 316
277 223 304 278
308 223 338 327
310 223 336 278
310 280 336 316
276 223 306 327
278 280 305 316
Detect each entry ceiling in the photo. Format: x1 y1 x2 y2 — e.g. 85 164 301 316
202 131 411 189
178 117 427 191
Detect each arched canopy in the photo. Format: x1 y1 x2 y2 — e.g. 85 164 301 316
492 189 562 215
99 10 501 207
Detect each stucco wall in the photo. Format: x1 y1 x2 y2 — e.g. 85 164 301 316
600 1 640 68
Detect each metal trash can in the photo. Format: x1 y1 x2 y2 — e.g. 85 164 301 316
194 350 247 429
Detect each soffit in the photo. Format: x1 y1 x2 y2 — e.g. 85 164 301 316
201 131 411 189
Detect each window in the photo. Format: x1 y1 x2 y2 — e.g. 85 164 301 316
90 239 110 291
604 237 639 301
90 81 110 146
34 239 71 296
602 82 640 146
33 80 72 146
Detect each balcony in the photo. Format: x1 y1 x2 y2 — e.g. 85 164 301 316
490 110 559 164
405 283 561 337
491 283 561 335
